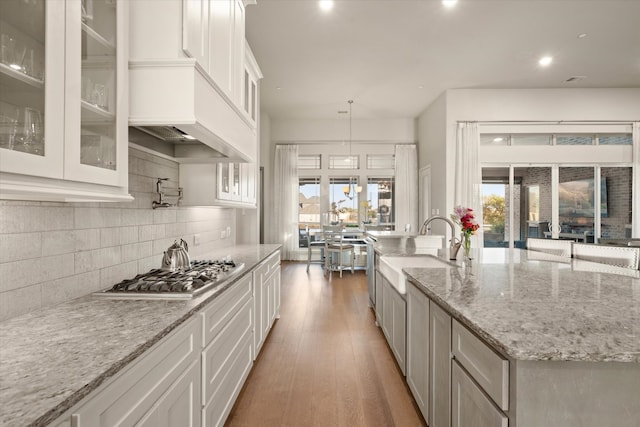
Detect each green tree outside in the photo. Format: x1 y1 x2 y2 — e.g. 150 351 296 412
483 194 505 234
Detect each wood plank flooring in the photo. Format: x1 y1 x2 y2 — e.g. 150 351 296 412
226 262 427 427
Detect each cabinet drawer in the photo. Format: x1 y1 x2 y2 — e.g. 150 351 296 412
452 360 508 427
254 259 269 281
202 297 253 406
267 251 280 272
452 320 509 410
201 273 253 347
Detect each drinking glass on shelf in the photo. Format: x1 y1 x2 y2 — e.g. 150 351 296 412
0 112 18 151
16 107 44 156
0 34 16 66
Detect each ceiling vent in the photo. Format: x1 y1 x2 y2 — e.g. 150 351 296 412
563 76 587 83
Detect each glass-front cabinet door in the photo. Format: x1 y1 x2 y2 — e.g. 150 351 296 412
0 0 129 200
64 0 126 186
0 0 65 178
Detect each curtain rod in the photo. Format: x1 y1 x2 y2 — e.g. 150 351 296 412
457 120 636 125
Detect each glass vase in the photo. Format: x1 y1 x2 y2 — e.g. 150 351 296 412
463 232 471 260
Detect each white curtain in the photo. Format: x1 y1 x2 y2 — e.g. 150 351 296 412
633 122 640 238
394 144 419 233
274 145 299 260
454 122 484 248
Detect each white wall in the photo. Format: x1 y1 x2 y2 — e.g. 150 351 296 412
417 88 640 235
417 92 448 235
0 148 236 321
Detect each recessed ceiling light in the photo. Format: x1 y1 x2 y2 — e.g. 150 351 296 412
538 56 553 67
442 0 458 8
577 33 588 39
319 0 334 12
493 137 503 142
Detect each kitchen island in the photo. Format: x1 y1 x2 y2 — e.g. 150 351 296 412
390 248 639 427
0 244 281 427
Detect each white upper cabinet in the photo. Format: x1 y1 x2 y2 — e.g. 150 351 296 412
0 0 131 202
130 0 261 164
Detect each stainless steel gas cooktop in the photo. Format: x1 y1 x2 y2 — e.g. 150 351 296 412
94 259 245 300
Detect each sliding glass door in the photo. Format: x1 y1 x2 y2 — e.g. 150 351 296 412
483 165 632 247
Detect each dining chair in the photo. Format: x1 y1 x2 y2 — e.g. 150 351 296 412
526 238 572 257
572 243 640 269
306 224 325 272
322 225 355 278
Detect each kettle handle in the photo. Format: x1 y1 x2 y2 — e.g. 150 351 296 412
180 238 189 252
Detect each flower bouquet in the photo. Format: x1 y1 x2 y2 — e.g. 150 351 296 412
451 206 480 259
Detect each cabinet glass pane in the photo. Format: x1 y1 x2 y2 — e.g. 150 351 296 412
233 163 240 195
220 163 229 192
0 0 45 156
80 0 117 170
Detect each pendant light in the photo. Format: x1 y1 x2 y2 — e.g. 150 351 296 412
342 100 362 199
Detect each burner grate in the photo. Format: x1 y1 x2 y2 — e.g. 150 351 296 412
96 259 244 299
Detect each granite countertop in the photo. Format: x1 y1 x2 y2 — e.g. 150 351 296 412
0 244 281 427
401 248 640 363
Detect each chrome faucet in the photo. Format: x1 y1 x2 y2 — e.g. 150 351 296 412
419 215 461 260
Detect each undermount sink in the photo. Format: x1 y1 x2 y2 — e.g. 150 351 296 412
378 254 449 294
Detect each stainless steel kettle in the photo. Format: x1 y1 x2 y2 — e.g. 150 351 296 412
161 239 191 271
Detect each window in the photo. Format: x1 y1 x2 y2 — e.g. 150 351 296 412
367 154 395 169
598 134 632 145
298 177 320 248
556 135 593 145
511 135 551 146
329 155 359 169
480 134 509 146
366 177 395 225
299 155 321 169
329 177 359 224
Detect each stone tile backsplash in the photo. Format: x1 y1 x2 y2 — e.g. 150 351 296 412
0 148 236 321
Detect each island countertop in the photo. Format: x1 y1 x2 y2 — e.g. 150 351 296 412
0 244 281 427
402 248 640 363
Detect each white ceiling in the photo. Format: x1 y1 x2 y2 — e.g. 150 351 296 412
245 0 640 120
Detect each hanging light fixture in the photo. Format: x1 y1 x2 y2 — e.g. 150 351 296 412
343 100 362 199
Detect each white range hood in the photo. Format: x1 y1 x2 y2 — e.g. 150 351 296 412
129 58 256 163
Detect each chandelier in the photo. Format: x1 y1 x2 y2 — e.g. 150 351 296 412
342 100 362 199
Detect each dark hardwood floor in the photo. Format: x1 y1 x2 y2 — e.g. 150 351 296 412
226 262 427 427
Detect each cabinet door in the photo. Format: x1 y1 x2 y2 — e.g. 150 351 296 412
0 0 64 178
375 271 384 325
208 0 232 96
381 277 392 342
429 301 452 427
407 283 430 421
390 287 406 374
64 0 127 187
183 0 209 71
240 162 256 205
217 162 232 200
451 360 508 427
137 359 201 427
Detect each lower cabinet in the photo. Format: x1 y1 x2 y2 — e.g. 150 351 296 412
406 281 508 427
201 273 254 427
429 301 452 427
375 270 384 325
451 361 508 427
54 315 202 427
253 250 281 359
406 282 429 421
380 273 406 375
53 250 282 427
